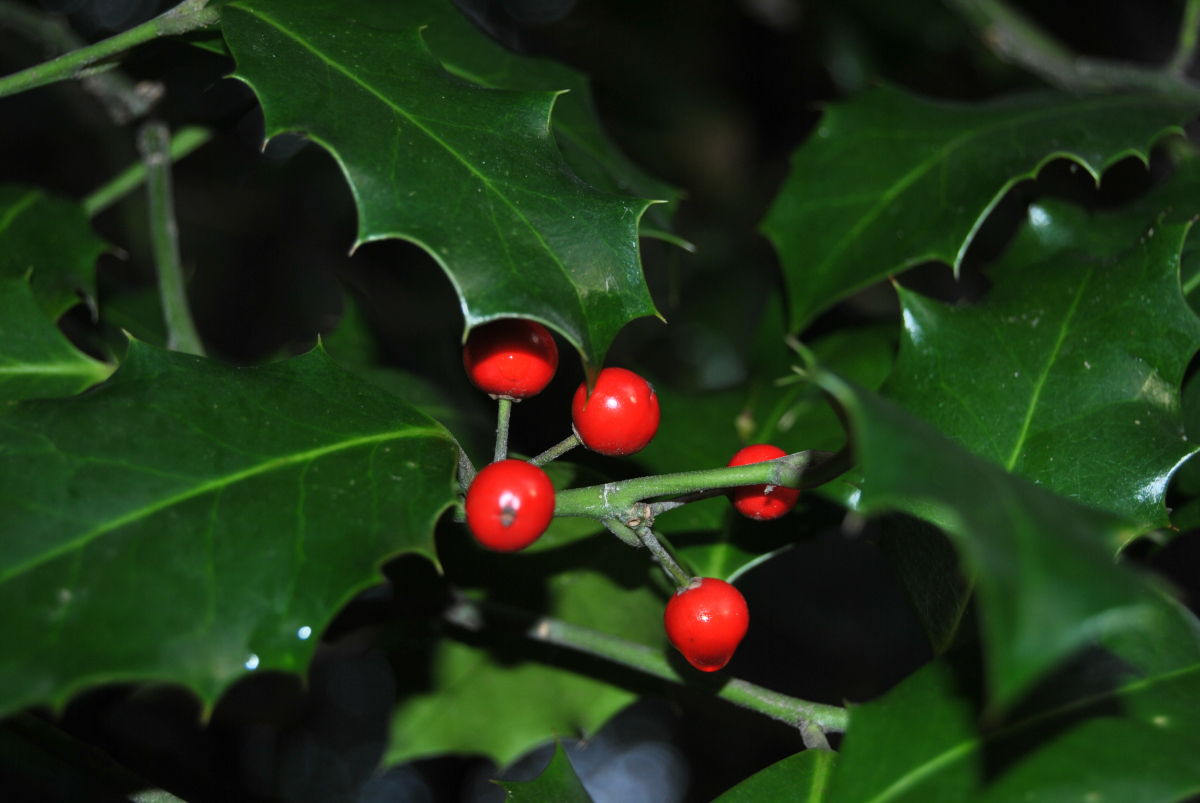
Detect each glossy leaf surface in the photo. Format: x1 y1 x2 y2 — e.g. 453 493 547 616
499 742 594 803
396 0 678 233
809 365 1150 704
887 209 1200 532
824 595 1200 802
0 278 112 402
713 749 837 803
386 536 667 767
0 186 107 319
0 343 457 715
221 0 658 371
762 85 1197 331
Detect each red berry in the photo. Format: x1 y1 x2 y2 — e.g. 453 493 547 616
463 319 558 399
664 577 749 672
465 460 555 552
727 444 800 521
571 367 660 456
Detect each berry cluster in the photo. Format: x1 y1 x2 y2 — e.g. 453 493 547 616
458 319 803 672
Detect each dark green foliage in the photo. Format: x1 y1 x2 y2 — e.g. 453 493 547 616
0 342 457 715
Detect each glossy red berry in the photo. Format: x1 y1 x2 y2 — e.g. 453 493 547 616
571 367 660 456
727 444 800 521
463 319 559 399
664 577 749 672
465 459 555 552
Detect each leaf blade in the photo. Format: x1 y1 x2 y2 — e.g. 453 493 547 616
221 0 658 370
0 343 457 715
762 85 1199 331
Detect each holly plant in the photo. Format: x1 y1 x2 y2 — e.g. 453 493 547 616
3 0 1200 801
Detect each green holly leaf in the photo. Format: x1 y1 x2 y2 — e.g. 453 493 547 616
220 0 659 371
824 595 1200 802
808 365 1152 705
402 0 679 234
712 748 837 803
826 661 980 803
385 535 666 767
498 741 594 803
0 186 108 320
0 342 457 716
761 84 1198 331
0 277 112 402
885 208 1200 533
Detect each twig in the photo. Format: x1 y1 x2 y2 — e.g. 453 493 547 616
138 121 204 357
1171 0 1200 75
647 488 727 517
555 448 850 521
443 594 850 735
0 0 219 102
529 433 579 467
0 0 164 122
84 126 212 217
493 397 512 462
943 0 1200 100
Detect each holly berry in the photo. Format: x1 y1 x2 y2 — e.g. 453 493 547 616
465 459 555 552
727 443 799 521
463 319 559 399
571 367 660 456
664 577 749 672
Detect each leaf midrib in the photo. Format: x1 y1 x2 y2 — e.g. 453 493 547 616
0 425 445 584
1003 269 1092 471
229 4 592 334
858 662 1200 803
0 360 109 377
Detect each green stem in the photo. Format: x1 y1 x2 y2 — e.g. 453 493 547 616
444 595 850 734
555 448 849 521
493 397 512 462
84 126 212 218
0 0 162 122
1173 0 1200 75
943 0 1200 99
637 526 692 588
138 121 204 357
603 518 643 547
529 433 579 467
0 0 219 102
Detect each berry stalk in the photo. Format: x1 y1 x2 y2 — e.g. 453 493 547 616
529 433 580 467
636 526 692 588
493 397 512 463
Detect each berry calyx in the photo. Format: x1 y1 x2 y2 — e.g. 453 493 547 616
727 444 800 521
571 367 660 456
465 459 555 552
664 577 749 672
463 319 559 400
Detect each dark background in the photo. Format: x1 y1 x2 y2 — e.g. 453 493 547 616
2 0 1199 801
